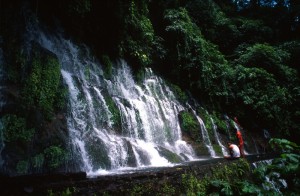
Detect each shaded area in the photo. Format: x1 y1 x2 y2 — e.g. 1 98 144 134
0 154 277 195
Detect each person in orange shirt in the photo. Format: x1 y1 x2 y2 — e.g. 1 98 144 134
236 129 245 157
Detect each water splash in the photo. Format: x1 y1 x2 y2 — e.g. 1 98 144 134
33 28 197 174
210 117 228 156
188 106 216 157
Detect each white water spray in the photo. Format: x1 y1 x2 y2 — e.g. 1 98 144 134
33 28 197 174
210 117 228 156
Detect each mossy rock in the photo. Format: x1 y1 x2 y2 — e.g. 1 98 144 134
178 110 200 141
85 136 111 170
156 146 183 163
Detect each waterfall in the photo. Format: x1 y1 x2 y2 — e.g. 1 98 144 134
188 106 216 157
224 115 233 139
251 137 260 154
210 117 228 156
33 28 197 174
233 121 250 155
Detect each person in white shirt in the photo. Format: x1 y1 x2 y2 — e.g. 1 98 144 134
227 142 241 158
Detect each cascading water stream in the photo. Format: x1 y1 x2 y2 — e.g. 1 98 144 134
33 27 197 174
188 106 216 157
210 117 228 156
233 121 249 155
224 115 233 139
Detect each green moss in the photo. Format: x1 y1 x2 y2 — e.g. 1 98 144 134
179 111 200 140
169 84 188 103
211 112 227 135
197 107 214 141
85 138 111 169
182 173 208 196
101 55 113 80
104 95 121 130
22 54 61 119
213 144 222 155
44 145 67 169
129 181 176 196
1 114 35 142
156 147 182 163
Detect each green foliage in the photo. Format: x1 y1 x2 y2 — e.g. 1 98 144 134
182 173 208 196
269 138 300 176
234 64 294 133
44 145 67 169
212 159 251 180
211 112 227 134
164 7 233 100
22 55 61 119
253 138 300 195
236 43 296 83
186 0 241 53
1 114 35 142
181 159 253 195
181 159 251 195
196 108 214 140
234 17 273 43
210 180 233 195
269 138 300 153
236 181 262 195
54 86 68 110
213 144 222 155
121 0 159 67
179 111 200 140
169 84 188 103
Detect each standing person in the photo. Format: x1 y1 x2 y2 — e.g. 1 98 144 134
236 128 245 157
233 117 245 157
225 142 240 159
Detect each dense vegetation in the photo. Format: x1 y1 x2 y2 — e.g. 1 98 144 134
0 0 299 194
25 0 300 142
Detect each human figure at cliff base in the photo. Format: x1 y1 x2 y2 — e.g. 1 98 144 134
224 142 240 159
236 128 245 157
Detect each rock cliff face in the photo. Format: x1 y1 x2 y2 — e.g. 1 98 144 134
0 41 71 175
